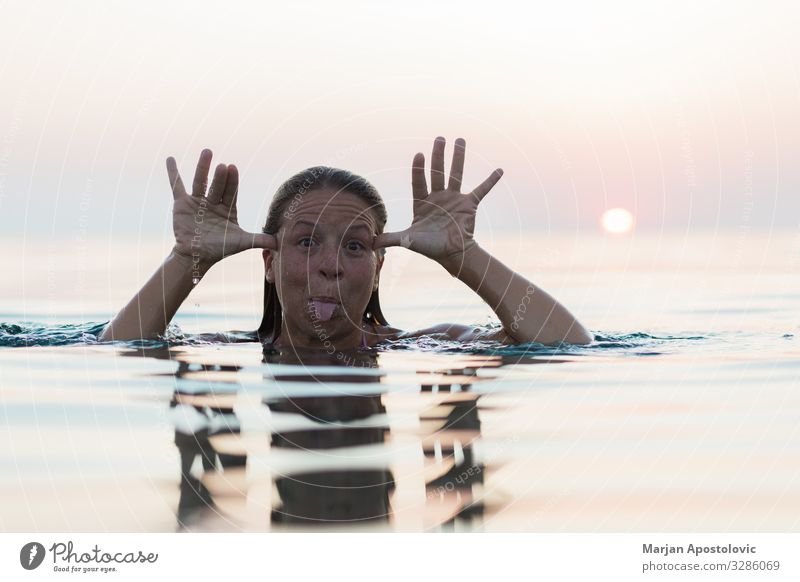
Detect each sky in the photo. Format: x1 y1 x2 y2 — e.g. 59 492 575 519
1 0 799 240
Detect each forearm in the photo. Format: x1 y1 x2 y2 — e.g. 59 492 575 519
441 243 592 345
99 250 209 341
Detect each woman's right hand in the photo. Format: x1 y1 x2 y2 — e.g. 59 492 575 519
167 149 276 275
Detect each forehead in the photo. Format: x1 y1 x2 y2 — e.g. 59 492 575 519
283 187 378 232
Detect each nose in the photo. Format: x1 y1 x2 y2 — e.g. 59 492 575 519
316 245 343 280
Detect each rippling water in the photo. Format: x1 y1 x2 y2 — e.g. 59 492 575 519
2 232 800 531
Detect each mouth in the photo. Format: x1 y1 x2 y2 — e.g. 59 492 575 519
308 296 341 322
309 296 340 303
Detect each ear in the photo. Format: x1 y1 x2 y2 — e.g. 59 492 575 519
263 249 275 284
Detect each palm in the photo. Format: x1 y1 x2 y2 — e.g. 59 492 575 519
375 137 502 264
167 149 275 267
405 189 477 259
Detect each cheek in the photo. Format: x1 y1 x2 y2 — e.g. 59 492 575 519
272 254 308 298
344 257 377 291
279 265 309 294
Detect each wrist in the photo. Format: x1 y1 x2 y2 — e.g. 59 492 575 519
440 240 483 278
169 247 214 283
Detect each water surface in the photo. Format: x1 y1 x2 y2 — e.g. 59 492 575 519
2 232 799 531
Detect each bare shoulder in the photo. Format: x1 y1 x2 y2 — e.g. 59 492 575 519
370 324 407 343
373 322 515 345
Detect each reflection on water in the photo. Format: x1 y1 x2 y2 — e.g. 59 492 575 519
165 346 495 531
2 329 800 531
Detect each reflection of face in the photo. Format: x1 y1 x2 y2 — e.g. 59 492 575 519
264 188 384 348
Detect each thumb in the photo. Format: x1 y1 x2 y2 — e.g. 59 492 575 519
374 229 413 250
240 231 277 251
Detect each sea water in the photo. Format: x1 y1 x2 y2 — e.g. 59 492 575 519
1 232 799 531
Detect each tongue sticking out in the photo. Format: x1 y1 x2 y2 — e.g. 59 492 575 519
311 300 338 322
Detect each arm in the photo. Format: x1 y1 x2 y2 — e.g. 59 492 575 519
375 137 591 346
99 250 208 341
100 149 275 342
438 242 592 345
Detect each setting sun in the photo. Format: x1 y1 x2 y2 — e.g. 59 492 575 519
601 208 635 234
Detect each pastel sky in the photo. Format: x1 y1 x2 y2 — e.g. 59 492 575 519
1 0 799 239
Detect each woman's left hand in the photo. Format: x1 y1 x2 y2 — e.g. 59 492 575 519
374 136 503 270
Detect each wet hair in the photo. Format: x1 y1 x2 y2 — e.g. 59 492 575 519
256 166 389 343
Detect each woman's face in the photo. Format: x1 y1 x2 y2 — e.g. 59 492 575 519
263 187 384 348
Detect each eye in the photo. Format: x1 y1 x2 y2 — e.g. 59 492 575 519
298 237 314 248
346 240 366 252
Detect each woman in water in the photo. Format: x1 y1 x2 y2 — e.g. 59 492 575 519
99 137 592 348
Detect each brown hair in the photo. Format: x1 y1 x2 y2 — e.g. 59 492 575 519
256 166 389 343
